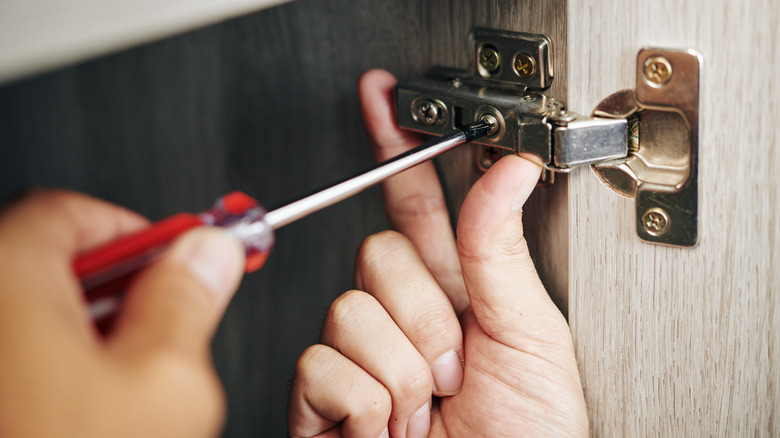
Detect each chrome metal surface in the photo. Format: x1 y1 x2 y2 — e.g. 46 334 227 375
479 113 500 137
470 28 553 89
263 119 494 230
552 116 628 168
395 30 700 246
592 48 701 247
477 107 505 141
396 28 628 173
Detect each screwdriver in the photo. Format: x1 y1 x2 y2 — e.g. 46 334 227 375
75 118 495 320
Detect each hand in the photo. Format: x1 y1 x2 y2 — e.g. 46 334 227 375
0 189 245 437
288 70 588 437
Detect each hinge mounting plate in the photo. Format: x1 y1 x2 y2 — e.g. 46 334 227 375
592 48 701 247
394 29 700 247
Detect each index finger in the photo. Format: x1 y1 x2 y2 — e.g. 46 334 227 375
359 69 469 313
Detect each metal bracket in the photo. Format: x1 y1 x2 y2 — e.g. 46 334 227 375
396 28 628 173
395 29 700 247
592 48 701 246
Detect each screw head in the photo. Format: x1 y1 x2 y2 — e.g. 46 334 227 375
514 53 536 78
413 100 441 125
479 113 499 137
478 45 500 74
477 147 503 172
643 56 673 86
551 109 577 123
642 207 671 236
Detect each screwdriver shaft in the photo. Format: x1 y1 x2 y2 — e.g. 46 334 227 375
263 119 494 230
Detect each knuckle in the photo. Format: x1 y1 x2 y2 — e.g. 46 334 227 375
1 188 69 222
323 290 380 344
386 192 448 223
19 188 85 217
393 362 433 402
500 233 532 260
351 385 391 423
356 231 410 266
294 344 332 382
455 228 489 263
457 228 531 265
355 231 418 288
297 344 332 368
327 290 374 322
408 305 459 350
519 313 574 352
15 187 67 204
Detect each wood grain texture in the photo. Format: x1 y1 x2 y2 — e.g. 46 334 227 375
566 0 779 435
431 0 571 315
0 1 566 435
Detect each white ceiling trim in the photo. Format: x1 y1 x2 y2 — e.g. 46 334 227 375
0 0 293 85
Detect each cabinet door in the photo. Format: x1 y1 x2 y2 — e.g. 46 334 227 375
565 0 779 435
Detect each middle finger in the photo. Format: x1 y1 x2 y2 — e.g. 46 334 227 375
321 290 432 438
355 231 464 397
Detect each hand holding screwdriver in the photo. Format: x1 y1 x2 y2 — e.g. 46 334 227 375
75 118 496 320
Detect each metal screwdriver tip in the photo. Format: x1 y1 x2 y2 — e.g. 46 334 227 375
263 120 496 230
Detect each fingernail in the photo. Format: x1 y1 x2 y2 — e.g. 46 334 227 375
406 401 430 438
431 349 464 396
511 159 543 211
174 228 244 303
377 426 389 438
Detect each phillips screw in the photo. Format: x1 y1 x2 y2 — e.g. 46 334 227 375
514 52 536 78
643 56 673 86
414 100 443 125
478 45 501 74
642 207 671 236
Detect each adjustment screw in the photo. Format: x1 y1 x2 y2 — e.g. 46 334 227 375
642 207 671 236
479 113 499 136
643 56 673 86
414 100 441 125
478 46 500 73
514 53 536 78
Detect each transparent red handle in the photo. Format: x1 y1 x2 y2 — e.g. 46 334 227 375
74 192 274 321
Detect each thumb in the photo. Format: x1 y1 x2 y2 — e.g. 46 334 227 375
457 155 567 346
109 227 245 358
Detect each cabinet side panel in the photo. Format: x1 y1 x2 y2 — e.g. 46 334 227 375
567 0 779 435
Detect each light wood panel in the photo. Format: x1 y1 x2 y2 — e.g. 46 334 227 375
0 0 291 84
567 0 779 435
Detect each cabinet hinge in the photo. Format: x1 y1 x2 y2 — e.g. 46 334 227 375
395 28 701 247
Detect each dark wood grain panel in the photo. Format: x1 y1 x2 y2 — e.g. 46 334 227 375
0 1 566 435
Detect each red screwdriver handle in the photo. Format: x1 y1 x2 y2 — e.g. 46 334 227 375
74 192 275 321
75 213 205 292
